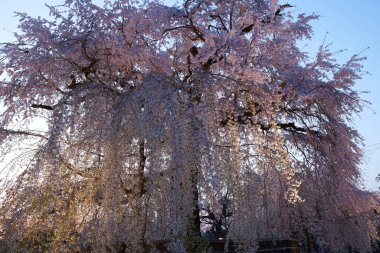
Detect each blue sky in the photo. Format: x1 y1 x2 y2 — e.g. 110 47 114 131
287 0 380 191
0 0 379 191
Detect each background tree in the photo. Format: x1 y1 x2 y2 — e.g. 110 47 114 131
201 191 232 239
0 0 379 252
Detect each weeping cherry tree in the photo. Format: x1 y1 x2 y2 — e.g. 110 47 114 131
0 0 379 252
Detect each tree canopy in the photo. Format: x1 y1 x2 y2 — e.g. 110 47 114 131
0 0 379 252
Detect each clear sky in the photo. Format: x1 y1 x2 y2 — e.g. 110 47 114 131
286 1 380 191
0 0 379 191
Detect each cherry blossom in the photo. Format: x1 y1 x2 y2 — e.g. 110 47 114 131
0 0 378 252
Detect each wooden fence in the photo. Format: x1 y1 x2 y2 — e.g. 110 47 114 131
209 238 300 253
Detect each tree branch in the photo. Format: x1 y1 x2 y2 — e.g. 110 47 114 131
32 103 55 111
0 128 48 139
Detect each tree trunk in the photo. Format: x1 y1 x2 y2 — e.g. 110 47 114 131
191 164 201 235
138 140 149 252
304 228 312 253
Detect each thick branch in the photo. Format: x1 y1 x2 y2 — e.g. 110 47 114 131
32 103 55 111
220 111 319 135
163 25 192 34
